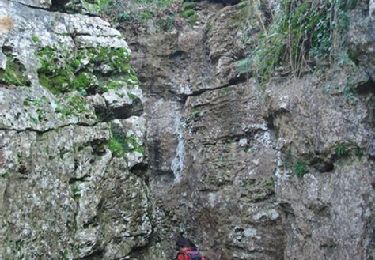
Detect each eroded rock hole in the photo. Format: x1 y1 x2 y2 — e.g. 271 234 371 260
50 0 70 11
311 157 334 173
357 79 375 96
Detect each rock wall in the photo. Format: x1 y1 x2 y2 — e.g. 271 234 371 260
112 1 286 259
0 0 374 259
0 0 151 258
115 0 374 259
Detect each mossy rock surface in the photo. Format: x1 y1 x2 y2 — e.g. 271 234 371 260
108 133 144 158
0 53 30 86
37 46 138 95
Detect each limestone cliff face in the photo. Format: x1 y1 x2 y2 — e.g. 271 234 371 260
115 0 374 259
0 0 151 258
0 0 374 259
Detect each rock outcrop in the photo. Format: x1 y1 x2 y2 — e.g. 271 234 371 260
0 0 150 258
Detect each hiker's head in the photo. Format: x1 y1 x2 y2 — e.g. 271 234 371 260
176 237 190 250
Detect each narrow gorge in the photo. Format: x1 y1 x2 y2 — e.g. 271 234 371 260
0 0 374 259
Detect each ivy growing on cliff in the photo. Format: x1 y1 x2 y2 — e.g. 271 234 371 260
237 0 358 86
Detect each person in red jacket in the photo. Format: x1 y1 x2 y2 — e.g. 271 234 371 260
175 235 207 260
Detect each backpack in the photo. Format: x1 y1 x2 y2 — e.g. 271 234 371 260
177 250 207 260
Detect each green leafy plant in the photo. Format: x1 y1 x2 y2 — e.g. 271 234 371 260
182 3 198 25
354 146 364 160
108 127 144 158
235 57 252 75
156 0 173 8
108 137 125 157
294 159 307 177
190 109 201 120
117 11 131 22
82 0 110 13
333 143 365 160
71 183 82 199
335 143 350 158
139 10 154 22
157 15 176 31
239 0 358 86
31 35 40 43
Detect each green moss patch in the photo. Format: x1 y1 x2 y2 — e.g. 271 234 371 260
108 130 144 158
0 54 30 86
124 134 145 154
55 94 91 118
31 35 40 44
108 137 125 157
23 93 93 122
181 2 198 25
37 46 138 95
23 96 50 122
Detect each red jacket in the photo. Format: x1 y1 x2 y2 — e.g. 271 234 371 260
177 247 192 260
176 247 207 260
